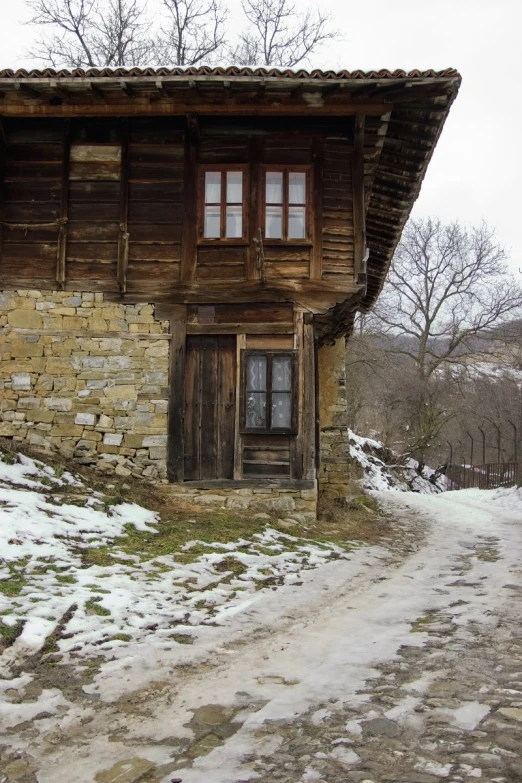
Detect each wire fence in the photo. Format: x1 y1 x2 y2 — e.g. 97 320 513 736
446 462 519 491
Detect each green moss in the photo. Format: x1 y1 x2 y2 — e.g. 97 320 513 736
56 574 76 584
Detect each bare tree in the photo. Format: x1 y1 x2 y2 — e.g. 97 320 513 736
370 219 522 383
231 0 336 68
26 0 154 68
364 218 522 461
157 0 227 65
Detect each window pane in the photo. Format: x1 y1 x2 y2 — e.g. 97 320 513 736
272 356 292 391
247 355 267 391
227 171 243 203
226 206 242 238
246 392 267 428
265 206 283 239
204 206 220 238
205 171 221 203
271 392 291 429
289 172 306 204
266 172 283 203
288 206 306 239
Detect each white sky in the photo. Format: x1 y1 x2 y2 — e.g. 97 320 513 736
0 0 520 273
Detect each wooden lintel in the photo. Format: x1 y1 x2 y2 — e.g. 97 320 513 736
352 112 367 281
186 322 293 335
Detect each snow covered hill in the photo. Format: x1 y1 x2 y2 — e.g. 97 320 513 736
348 429 447 494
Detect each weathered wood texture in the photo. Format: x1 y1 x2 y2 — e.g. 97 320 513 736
322 133 354 281
184 334 236 481
0 117 362 338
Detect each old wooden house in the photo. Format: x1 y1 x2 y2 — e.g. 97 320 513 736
0 66 460 516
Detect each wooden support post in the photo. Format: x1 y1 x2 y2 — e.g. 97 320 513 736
233 333 246 480
56 120 71 288
117 119 130 294
0 120 4 272
247 135 263 281
180 116 198 282
311 136 324 279
302 313 316 480
292 309 305 479
352 112 367 282
167 305 188 483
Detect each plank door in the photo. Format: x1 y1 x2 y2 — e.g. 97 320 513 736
184 335 236 481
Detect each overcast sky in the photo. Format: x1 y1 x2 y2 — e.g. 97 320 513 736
0 0 520 274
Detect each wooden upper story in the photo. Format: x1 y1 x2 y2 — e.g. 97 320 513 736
0 67 461 343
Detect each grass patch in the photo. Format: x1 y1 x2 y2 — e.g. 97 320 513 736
0 562 29 596
85 597 111 617
0 619 24 647
213 556 247 576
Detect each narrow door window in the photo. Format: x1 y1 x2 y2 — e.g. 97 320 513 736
242 351 297 433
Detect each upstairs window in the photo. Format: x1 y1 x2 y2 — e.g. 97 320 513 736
263 168 309 241
200 167 246 241
241 351 297 433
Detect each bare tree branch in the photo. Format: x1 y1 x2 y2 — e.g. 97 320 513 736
157 0 227 65
231 0 337 67
26 0 154 67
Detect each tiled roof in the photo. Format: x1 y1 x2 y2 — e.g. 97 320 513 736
0 66 460 81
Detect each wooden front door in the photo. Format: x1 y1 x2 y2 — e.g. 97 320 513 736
184 335 236 480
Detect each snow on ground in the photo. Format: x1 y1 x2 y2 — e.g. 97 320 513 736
0 448 350 666
348 429 446 493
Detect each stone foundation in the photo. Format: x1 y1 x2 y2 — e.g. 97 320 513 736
0 289 170 480
163 484 317 520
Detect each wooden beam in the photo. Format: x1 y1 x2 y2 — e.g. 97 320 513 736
117 119 130 294
86 81 104 100
167 305 187 483
233 334 246 480
352 112 367 282
302 314 316 480
247 135 263 280
119 80 133 97
292 309 305 479
180 119 198 282
311 136 324 280
50 80 70 101
0 100 391 118
56 120 71 288
13 81 41 99
187 322 293 335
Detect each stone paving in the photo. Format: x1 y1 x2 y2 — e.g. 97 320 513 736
243 536 522 783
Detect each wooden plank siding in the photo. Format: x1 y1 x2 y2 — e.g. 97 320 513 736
322 133 355 281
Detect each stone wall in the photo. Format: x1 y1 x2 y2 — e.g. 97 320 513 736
317 338 351 497
0 289 170 480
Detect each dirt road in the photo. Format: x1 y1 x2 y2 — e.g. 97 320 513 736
2 489 522 783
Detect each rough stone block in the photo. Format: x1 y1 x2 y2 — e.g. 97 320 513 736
103 433 124 446
7 309 42 329
75 412 96 426
11 373 31 390
44 398 72 412
104 385 137 400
